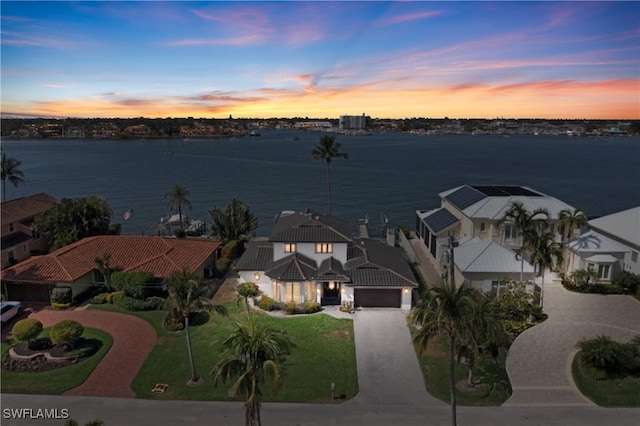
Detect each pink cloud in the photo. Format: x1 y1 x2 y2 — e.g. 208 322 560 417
376 11 443 26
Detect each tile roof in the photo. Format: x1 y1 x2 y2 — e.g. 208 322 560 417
236 240 274 270
269 209 352 243
265 253 318 281
345 239 417 287
313 257 350 282
1 193 58 226
1 236 221 284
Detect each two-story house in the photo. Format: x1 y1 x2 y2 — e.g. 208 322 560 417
236 209 417 309
416 185 574 290
1 193 58 269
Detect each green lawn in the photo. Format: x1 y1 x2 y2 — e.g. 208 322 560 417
1 327 113 395
130 303 358 402
572 352 640 407
413 335 512 406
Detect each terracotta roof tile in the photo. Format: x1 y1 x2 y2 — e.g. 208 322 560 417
1 193 58 226
1 236 221 284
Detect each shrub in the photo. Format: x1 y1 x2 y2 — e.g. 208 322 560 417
577 335 640 379
215 257 232 277
221 240 240 259
340 301 354 313
146 296 166 310
398 225 410 239
105 291 123 304
303 301 321 314
285 301 297 315
51 302 71 310
612 271 640 295
92 293 109 304
258 295 276 311
51 286 73 305
111 271 155 299
12 318 43 349
114 295 151 311
50 319 84 350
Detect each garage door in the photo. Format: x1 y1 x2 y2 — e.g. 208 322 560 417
354 288 401 308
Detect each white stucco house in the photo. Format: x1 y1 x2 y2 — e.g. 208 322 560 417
566 206 640 282
416 185 573 290
236 209 417 309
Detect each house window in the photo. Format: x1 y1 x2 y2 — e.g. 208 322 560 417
315 243 333 253
9 223 14 233
284 243 297 253
272 281 281 301
548 223 555 235
31 228 40 241
504 224 516 239
632 251 638 263
597 264 611 280
479 223 486 233
285 282 302 303
305 281 316 302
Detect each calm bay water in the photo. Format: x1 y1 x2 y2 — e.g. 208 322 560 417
2 131 639 236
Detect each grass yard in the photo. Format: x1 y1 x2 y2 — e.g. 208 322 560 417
571 352 640 407
413 335 512 406
1 328 113 395
131 303 358 402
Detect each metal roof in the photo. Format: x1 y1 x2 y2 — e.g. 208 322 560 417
454 237 534 274
588 206 640 248
585 254 619 263
568 231 629 254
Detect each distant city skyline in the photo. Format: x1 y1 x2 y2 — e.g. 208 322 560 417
1 1 638 120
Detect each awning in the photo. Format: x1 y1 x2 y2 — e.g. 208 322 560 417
585 254 618 264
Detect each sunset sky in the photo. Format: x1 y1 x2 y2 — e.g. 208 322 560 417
1 1 639 119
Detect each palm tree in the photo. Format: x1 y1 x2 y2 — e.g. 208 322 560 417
236 281 261 319
165 185 192 232
163 267 227 384
456 295 506 387
559 207 588 242
209 198 258 244
1 151 25 202
311 135 349 215
212 315 294 426
526 225 563 308
501 201 549 281
411 281 479 426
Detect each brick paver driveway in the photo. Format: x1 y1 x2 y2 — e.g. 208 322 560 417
29 309 157 398
505 281 640 406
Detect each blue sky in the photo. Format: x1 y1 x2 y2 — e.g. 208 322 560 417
1 1 638 119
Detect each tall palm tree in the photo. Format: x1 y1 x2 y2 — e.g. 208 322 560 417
212 315 294 426
501 201 549 281
1 151 25 202
526 225 563 308
311 135 349 215
236 281 261 319
559 207 588 242
411 281 479 426
163 267 227 384
165 185 192 232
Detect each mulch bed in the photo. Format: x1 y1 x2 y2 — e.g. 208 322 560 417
2 339 93 373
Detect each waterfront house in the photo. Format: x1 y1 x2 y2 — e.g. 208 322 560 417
416 185 573 289
0 235 221 301
565 206 640 282
1 193 58 270
236 209 417 309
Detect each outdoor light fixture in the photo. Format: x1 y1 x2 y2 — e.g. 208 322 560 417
329 282 335 290
404 288 409 294
254 272 260 281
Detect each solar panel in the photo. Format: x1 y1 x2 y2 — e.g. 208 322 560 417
472 185 543 197
445 186 486 210
423 208 459 233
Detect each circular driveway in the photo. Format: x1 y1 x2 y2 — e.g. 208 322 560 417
504 281 640 406
28 308 157 398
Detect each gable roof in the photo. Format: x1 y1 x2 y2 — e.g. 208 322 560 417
265 253 317 281
345 239 418 287
440 185 574 220
313 257 350 282
453 237 534 274
1 236 221 284
269 209 352 243
1 193 58 226
588 206 640 248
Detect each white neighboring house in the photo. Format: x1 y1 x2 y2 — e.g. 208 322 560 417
236 209 417 309
566 206 640 282
416 185 573 290
443 237 535 293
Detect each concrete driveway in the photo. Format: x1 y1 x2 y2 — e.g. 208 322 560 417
347 308 443 407
505 281 640 406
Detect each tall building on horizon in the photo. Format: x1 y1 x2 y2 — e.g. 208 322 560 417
339 114 367 130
